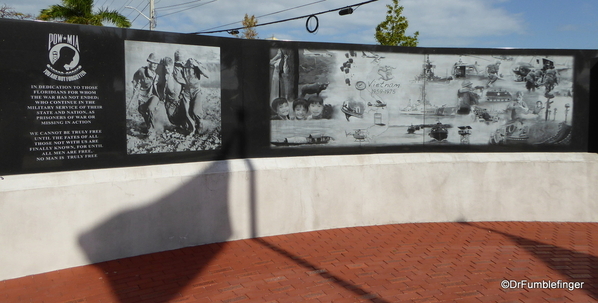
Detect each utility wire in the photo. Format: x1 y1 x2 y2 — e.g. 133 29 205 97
191 0 378 35
200 0 327 32
131 0 149 13
159 0 218 17
122 0 146 18
256 0 327 19
130 1 151 23
117 0 136 13
156 0 205 10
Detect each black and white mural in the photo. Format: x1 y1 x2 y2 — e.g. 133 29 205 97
0 19 593 175
270 49 574 147
125 41 221 154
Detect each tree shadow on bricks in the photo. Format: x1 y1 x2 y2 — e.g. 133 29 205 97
78 160 232 303
457 221 598 300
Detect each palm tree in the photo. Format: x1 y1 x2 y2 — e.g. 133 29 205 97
39 0 131 28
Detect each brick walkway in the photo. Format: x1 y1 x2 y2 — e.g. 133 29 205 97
2 222 597 302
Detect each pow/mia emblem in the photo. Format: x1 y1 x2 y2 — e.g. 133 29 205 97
43 33 87 81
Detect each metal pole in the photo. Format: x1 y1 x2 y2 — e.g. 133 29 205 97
124 5 154 30
150 0 156 31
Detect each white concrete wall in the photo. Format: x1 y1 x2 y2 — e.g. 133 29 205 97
1 153 597 281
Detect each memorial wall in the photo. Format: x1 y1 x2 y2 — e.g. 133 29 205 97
1 19 596 175
1 19 597 281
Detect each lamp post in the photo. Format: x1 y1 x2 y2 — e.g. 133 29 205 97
125 1 156 31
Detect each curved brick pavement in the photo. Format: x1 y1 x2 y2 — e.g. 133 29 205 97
1 222 597 302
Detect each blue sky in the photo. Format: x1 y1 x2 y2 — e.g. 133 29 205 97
4 0 598 49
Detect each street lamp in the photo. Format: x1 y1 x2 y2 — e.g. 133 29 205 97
125 5 156 31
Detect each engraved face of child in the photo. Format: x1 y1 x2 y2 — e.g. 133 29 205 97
294 103 308 120
309 103 323 117
277 101 290 116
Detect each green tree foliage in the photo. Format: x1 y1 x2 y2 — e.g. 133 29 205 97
375 0 419 47
38 0 131 28
240 14 258 39
0 4 35 20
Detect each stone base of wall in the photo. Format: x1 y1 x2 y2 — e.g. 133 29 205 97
1 153 596 280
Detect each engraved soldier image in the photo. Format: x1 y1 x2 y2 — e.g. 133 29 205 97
131 53 160 128
125 41 221 154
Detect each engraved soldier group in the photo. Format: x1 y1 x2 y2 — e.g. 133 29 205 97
131 51 209 137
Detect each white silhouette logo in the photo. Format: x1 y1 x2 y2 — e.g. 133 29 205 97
43 33 87 81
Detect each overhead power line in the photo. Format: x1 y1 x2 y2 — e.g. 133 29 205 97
190 0 379 35
117 0 136 14
121 0 146 18
159 0 218 17
131 1 151 23
199 0 327 33
156 0 205 10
